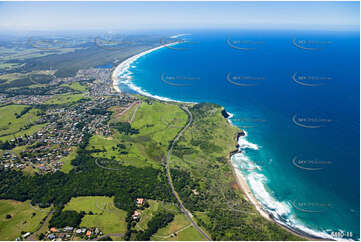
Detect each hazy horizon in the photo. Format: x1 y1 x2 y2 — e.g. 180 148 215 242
0 1 359 32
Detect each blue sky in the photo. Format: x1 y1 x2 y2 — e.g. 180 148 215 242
0 1 359 31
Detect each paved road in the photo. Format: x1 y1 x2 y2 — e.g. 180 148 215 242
26 209 54 241
114 101 138 121
153 224 192 239
129 101 141 123
165 106 211 241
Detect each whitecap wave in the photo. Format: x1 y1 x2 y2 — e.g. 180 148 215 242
232 152 262 171
237 130 259 150
112 42 196 104
231 129 347 241
226 112 234 125
247 172 291 216
170 33 191 39
112 42 354 241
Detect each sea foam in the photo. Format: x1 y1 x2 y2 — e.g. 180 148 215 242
112 42 195 104
232 129 339 240
113 41 353 241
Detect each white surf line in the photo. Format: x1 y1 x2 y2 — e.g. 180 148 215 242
111 42 197 104
111 42 180 94
230 133 335 240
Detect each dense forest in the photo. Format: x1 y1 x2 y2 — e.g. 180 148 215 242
0 142 174 211
0 101 304 240
110 122 139 135
49 210 85 228
169 103 303 241
134 212 174 240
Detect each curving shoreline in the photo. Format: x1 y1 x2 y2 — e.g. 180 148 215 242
111 43 178 94
229 128 337 241
111 42 198 104
111 44 173 94
229 134 328 241
110 45 330 241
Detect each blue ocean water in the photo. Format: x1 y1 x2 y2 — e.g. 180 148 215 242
117 30 360 240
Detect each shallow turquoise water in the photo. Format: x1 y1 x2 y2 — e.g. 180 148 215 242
117 30 360 240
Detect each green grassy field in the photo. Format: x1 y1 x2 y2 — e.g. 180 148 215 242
45 93 85 105
0 46 78 62
88 100 188 169
63 196 127 234
0 63 19 70
167 103 302 240
59 147 77 173
158 225 207 241
0 70 56 90
61 82 87 92
134 200 205 240
135 200 163 231
153 213 189 234
131 101 188 144
0 70 55 80
0 200 51 241
0 105 45 142
86 100 209 240
109 104 138 123
151 214 190 238
0 73 25 83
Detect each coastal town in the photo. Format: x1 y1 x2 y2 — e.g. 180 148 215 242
19 226 104 241
0 5 357 239
0 43 319 242
0 66 137 173
16 198 149 241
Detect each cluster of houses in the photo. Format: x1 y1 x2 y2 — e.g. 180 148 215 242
46 226 103 241
16 199 147 241
0 95 53 105
0 65 116 106
0 66 138 174
0 152 24 169
132 198 145 220
76 68 114 97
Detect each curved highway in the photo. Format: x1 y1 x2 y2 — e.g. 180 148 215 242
165 106 211 241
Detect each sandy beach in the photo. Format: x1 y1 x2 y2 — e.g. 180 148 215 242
111 42 180 94
229 153 324 240
230 162 272 221
110 39 326 241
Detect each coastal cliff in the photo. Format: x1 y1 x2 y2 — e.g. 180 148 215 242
167 102 303 240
